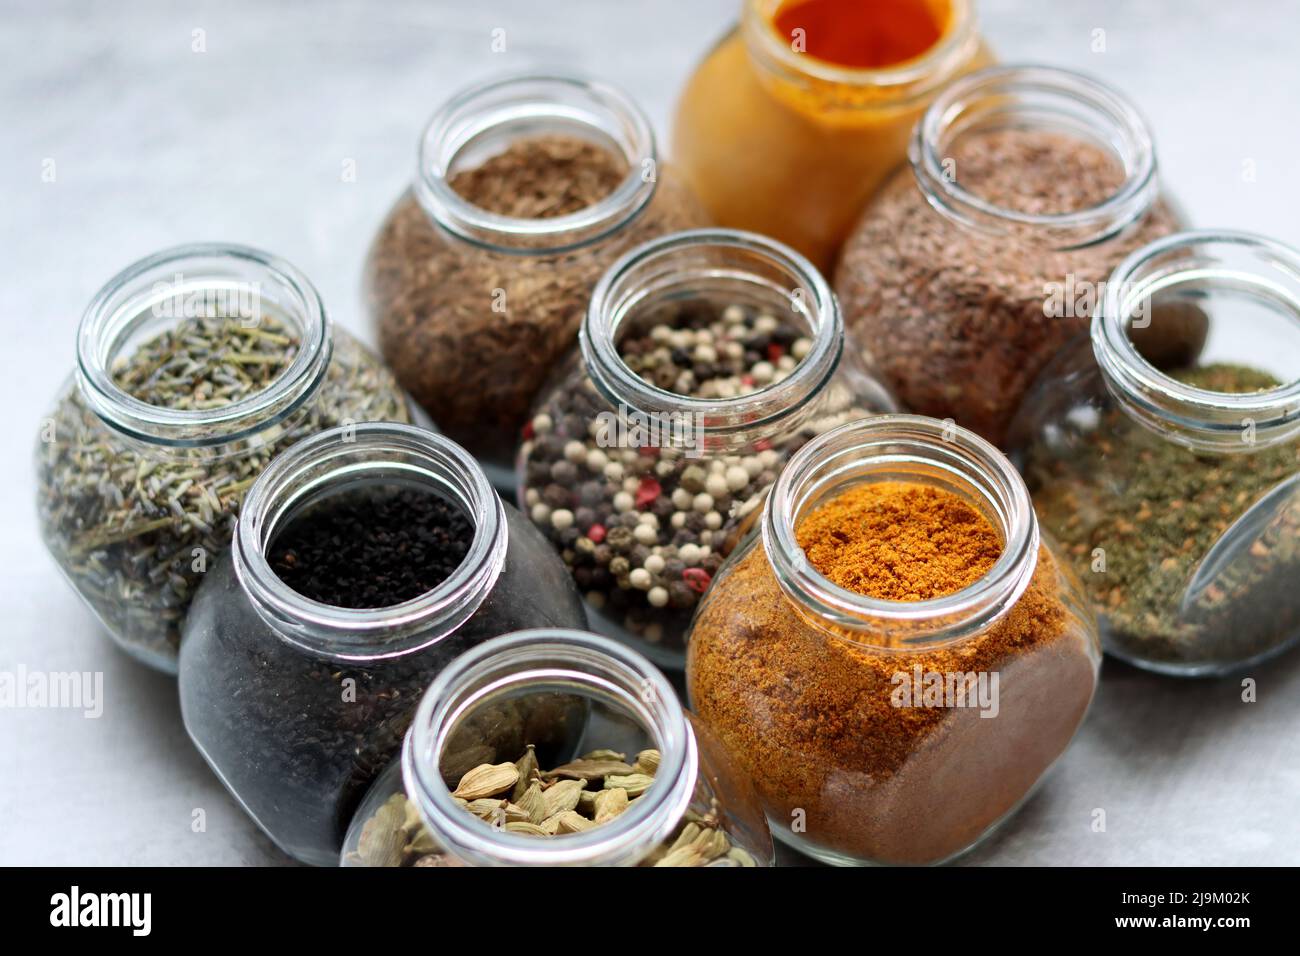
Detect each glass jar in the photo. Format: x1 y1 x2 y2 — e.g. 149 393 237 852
178 423 587 866
686 416 1101 866
366 73 708 490
342 629 773 867
1009 231 1300 676
35 244 415 673
517 229 895 670
671 0 992 272
835 65 1184 446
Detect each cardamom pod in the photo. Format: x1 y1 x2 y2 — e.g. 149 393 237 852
581 749 627 762
552 810 594 834
543 758 635 781
512 744 539 802
593 787 629 823
633 749 661 774
727 846 757 867
517 782 548 825
653 844 710 867
504 821 549 837
668 822 701 853
603 772 654 797
451 762 519 800
541 778 587 818
356 801 405 868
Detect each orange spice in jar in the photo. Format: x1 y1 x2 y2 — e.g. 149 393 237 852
671 0 992 272
686 416 1101 865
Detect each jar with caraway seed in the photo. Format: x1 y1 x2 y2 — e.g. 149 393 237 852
35 244 416 673
672 0 993 272
342 629 773 867
366 73 708 491
687 415 1101 866
517 228 895 670
178 423 587 866
1009 231 1300 676
835 65 1185 446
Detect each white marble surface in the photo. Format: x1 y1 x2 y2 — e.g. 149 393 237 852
2 0 1297 866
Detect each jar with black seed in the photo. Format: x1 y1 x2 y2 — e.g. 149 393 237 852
35 244 418 673
178 423 586 866
517 229 895 669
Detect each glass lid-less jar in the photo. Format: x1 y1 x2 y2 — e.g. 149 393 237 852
342 629 773 867
35 244 415 673
178 424 587 866
517 228 895 670
671 0 992 273
835 65 1184 446
1009 231 1300 677
366 73 708 491
686 416 1101 866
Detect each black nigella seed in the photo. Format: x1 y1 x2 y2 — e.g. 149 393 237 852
269 486 474 609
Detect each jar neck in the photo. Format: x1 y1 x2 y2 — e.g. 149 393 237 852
232 423 507 661
76 243 332 451
1094 230 1300 452
403 630 697 867
762 415 1040 649
414 73 658 255
581 228 844 455
910 65 1159 249
741 0 981 110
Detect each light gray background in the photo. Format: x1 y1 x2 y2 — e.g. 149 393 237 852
2 0 1297 866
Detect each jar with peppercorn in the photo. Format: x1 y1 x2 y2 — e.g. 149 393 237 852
516 228 895 669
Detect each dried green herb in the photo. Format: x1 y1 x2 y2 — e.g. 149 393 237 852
36 313 411 667
1027 363 1300 668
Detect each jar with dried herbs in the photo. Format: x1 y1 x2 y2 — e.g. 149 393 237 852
686 416 1101 866
672 0 992 272
1009 232 1300 676
35 244 416 673
178 424 587 866
366 74 708 490
517 229 895 670
835 65 1184 446
342 629 773 867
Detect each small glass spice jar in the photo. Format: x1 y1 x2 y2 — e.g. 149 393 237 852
517 228 895 669
835 65 1184 446
178 423 587 866
686 415 1101 866
35 244 415 673
365 73 708 490
341 629 773 867
672 0 992 272
1009 231 1300 676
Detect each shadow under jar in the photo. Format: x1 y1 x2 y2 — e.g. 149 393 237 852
342 629 773 867
672 0 992 273
517 229 895 670
35 244 415 673
687 416 1101 866
178 424 586 866
366 73 708 491
835 65 1184 446
1009 231 1300 677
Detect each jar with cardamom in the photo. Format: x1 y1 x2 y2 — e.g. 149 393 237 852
517 228 895 670
178 424 587 866
835 65 1185 445
686 416 1102 866
1008 231 1300 676
35 244 417 673
672 0 993 272
342 629 773 867
365 73 708 491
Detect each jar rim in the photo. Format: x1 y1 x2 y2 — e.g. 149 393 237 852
76 243 332 448
414 72 659 254
910 65 1159 248
742 0 979 103
233 422 507 660
403 629 698 867
1094 229 1300 450
762 415 1040 648
581 228 844 443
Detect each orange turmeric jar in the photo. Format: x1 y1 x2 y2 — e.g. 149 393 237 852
672 0 991 272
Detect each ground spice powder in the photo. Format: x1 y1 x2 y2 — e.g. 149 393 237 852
687 481 1099 865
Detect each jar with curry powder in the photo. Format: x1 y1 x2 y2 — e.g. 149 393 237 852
686 415 1101 866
